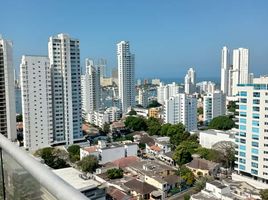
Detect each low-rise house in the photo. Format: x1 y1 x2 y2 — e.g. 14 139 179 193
191 180 233 200
186 157 220 177
53 167 106 200
127 160 179 198
199 129 236 149
158 151 175 166
80 141 138 165
124 179 157 200
145 136 171 155
106 186 134 200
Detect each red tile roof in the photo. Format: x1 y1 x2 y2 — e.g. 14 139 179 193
150 145 161 152
84 146 97 153
112 156 139 168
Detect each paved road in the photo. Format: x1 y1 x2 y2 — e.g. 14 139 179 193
168 187 196 200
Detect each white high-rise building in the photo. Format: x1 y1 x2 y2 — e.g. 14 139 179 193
48 33 82 144
138 88 149 108
185 68 196 94
221 46 230 94
230 48 249 96
235 78 268 186
197 81 216 94
117 41 135 113
203 90 226 124
157 82 179 105
164 94 197 131
81 59 101 123
0 36 16 140
20 56 53 151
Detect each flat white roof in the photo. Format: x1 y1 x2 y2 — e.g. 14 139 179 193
53 167 100 192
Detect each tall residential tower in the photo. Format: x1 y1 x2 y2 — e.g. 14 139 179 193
20 56 53 151
117 41 135 113
220 46 230 94
48 33 82 144
0 36 16 140
81 59 101 122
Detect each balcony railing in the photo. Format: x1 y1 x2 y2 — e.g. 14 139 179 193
0 134 89 200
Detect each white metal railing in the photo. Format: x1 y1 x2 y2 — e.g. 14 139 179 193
0 134 89 200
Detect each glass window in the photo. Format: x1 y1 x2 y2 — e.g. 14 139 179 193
252 141 259 147
240 118 247 124
240 112 247 117
253 106 260 112
239 165 245 170
252 120 259 126
239 105 247 110
240 98 247 103
253 113 260 119
240 145 246 151
252 127 259 133
253 99 260 104
252 134 259 140
251 169 258 175
252 148 259 154
239 91 247 97
252 155 258 161
240 125 246 130
239 152 246 157
251 162 258 168
253 92 260 97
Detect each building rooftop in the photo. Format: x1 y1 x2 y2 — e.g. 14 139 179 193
83 146 97 153
52 167 100 192
186 158 219 171
112 156 140 168
200 129 236 139
163 175 182 185
107 186 134 200
124 179 157 195
208 180 228 189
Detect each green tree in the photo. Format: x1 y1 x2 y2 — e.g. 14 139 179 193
146 117 161 135
77 155 98 173
16 114 23 122
179 140 200 154
160 123 172 136
194 176 213 192
107 168 124 179
197 107 203 115
184 194 190 200
178 165 195 186
208 115 235 130
173 145 192 166
35 147 69 169
260 189 268 200
195 147 220 162
227 101 237 113
103 122 110 133
128 109 137 115
147 100 161 108
124 116 148 131
67 144 80 162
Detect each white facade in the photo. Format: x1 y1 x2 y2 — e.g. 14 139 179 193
117 41 135 113
151 78 160 85
80 142 138 164
138 88 149 108
235 81 268 184
185 68 196 94
20 56 53 151
199 129 235 149
203 90 226 124
164 94 197 131
48 33 82 144
81 59 101 122
91 107 121 128
221 46 230 95
197 81 216 94
0 37 16 140
157 82 179 105
230 48 249 96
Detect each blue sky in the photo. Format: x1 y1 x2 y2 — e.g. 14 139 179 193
1 0 268 79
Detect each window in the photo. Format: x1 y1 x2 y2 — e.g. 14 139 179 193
240 152 246 157
253 113 260 119
252 155 258 161
239 105 247 110
240 125 246 131
239 165 245 170
253 99 260 105
253 92 260 97
252 135 259 140
252 127 259 133
252 148 259 154
240 112 247 117
240 118 247 124
240 145 246 150
252 142 259 147
251 162 258 168
253 106 260 112
239 91 247 97
251 169 258 175
252 120 259 126
240 98 247 103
